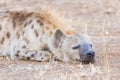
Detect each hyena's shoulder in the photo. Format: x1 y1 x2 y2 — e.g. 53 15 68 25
11 9 75 34
0 9 76 48
0 8 75 35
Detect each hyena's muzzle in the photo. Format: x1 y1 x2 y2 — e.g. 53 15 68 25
79 40 95 64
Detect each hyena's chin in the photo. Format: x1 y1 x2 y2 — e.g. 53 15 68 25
80 51 96 64
81 58 95 64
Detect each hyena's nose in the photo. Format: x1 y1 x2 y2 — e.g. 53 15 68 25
86 51 95 57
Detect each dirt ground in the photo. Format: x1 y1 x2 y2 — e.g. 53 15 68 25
0 0 120 80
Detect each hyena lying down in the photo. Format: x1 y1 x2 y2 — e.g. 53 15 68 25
0 9 95 64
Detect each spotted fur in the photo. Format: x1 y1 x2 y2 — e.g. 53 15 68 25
0 9 94 63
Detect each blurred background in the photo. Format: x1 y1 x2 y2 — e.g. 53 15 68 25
0 0 120 80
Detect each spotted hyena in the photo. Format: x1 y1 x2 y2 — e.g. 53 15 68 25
0 9 95 63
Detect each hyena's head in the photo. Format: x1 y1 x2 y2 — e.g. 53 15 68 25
54 29 95 64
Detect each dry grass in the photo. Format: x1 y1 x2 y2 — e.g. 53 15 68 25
0 59 108 80
0 0 120 80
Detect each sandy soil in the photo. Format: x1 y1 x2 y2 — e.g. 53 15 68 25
0 0 120 80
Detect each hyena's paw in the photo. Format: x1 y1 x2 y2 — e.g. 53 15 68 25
35 51 52 62
13 50 52 62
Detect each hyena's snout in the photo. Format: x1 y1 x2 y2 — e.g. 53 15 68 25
81 50 95 64
86 50 95 60
86 50 95 58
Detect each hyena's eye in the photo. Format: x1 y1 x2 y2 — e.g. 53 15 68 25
90 44 92 47
72 45 80 49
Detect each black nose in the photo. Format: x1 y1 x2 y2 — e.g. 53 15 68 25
86 51 95 57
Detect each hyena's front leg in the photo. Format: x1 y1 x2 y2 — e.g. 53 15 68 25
8 39 52 62
11 50 52 62
9 39 52 62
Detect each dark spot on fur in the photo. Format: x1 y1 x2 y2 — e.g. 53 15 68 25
15 53 19 57
28 19 33 24
37 20 40 23
23 37 29 43
41 57 43 60
16 32 20 39
24 22 27 28
34 29 39 37
31 24 34 29
35 51 37 54
25 51 28 54
1 37 5 44
13 21 16 29
39 53 42 56
45 54 48 57
22 45 26 48
37 19 43 26
17 50 20 53
31 54 35 57
40 22 43 26
22 31 25 35
6 32 10 38
17 34 20 39
27 57 30 60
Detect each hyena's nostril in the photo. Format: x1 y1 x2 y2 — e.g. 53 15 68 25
86 51 95 57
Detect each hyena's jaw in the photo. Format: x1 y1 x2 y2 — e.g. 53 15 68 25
81 60 95 64
80 55 96 64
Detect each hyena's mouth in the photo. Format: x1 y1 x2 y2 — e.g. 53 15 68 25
80 52 95 64
80 57 95 64
81 58 95 64
81 60 95 64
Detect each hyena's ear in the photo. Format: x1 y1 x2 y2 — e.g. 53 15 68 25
54 29 65 48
